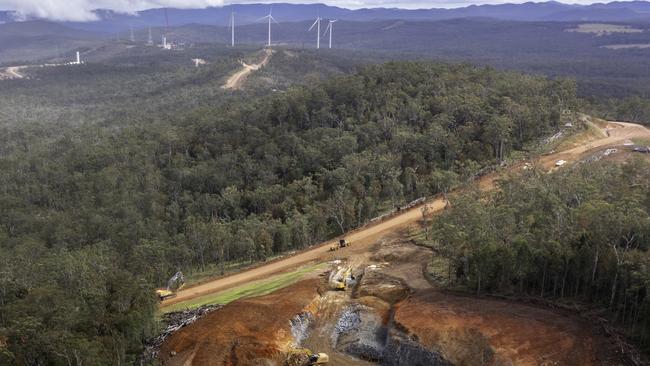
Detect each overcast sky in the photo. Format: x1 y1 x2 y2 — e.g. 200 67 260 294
0 0 634 21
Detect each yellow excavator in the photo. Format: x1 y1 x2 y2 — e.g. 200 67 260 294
155 271 186 301
329 266 353 291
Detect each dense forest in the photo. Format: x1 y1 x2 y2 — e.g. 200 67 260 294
433 159 650 351
590 96 650 126
0 61 577 364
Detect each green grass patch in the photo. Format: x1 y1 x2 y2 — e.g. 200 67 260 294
161 263 327 313
632 138 650 146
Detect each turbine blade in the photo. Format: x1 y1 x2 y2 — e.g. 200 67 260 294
256 15 269 22
271 15 279 24
308 19 319 31
323 23 331 36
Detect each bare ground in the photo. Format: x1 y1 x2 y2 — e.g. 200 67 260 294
0 66 26 80
159 236 631 365
222 49 273 90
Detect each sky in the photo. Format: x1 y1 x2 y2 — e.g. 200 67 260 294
0 0 633 22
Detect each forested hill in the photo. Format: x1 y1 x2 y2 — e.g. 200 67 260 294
433 160 650 353
0 62 577 364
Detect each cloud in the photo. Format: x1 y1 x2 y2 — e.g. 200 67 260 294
0 0 225 22
0 0 622 21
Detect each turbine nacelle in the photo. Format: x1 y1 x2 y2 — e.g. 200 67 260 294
258 9 278 47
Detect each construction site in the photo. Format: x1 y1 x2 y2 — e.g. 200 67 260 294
151 119 650 366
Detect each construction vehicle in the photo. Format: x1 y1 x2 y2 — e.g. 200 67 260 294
308 353 329 365
289 348 329 365
155 271 186 301
329 239 350 252
329 266 353 290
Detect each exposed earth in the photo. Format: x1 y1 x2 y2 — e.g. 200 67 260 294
160 236 627 365
222 48 274 90
0 66 26 80
159 119 650 365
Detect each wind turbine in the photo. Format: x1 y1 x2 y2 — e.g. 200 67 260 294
308 17 322 49
323 19 338 49
258 9 278 47
229 12 235 47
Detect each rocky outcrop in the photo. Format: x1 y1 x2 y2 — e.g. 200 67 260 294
333 304 387 362
383 329 452 366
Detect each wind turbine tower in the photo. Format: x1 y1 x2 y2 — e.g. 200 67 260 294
147 27 153 45
309 17 322 49
130 26 135 42
229 12 235 47
75 51 81 64
324 19 338 49
258 9 278 47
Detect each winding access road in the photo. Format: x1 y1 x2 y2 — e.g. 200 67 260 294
221 49 273 90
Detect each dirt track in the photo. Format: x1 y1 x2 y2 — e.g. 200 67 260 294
222 49 273 90
0 66 26 80
162 120 650 309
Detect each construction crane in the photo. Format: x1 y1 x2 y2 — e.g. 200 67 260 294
155 271 186 301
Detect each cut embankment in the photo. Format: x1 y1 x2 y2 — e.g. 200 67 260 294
160 278 323 366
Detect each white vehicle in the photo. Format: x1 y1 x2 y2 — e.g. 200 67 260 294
555 160 567 167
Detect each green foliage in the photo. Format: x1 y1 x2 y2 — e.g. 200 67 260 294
433 159 650 351
0 60 576 363
162 263 326 313
590 96 650 127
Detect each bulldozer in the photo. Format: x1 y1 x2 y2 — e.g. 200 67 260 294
155 271 186 301
329 239 350 252
307 353 329 365
329 266 353 291
289 349 329 365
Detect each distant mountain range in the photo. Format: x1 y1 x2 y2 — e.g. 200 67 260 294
2 2 650 34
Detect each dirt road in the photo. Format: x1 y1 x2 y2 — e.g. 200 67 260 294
221 49 273 90
161 120 650 309
0 66 26 80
